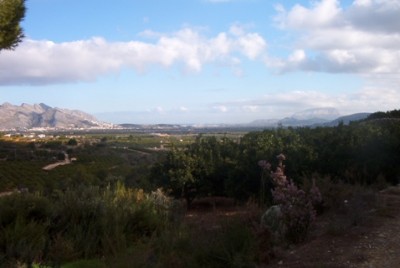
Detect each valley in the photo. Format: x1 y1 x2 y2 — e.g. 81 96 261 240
0 109 399 267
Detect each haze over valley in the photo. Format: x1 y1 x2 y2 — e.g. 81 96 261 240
0 102 372 131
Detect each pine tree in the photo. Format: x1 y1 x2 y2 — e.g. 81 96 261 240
0 0 26 50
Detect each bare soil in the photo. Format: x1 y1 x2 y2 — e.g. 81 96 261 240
185 187 400 268
267 186 400 268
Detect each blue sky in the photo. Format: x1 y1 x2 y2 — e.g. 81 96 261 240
1 0 399 124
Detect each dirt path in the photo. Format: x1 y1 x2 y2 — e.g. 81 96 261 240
42 159 71 170
0 191 14 198
268 186 400 268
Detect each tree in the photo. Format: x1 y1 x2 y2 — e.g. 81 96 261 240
0 0 26 51
67 138 78 146
150 146 199 207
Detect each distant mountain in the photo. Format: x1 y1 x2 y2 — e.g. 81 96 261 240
291 107 340 121
321 113 371 127
249 108 341 127
247 119 279 127
0 102 113 130
278 117 329 127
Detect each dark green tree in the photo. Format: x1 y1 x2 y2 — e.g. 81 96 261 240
67 138 78 146
157 147 198 206
0 0 26 50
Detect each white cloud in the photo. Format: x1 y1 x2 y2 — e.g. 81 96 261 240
155 106 164 113
213 105 228 112
288 49 306 63
96 83 400 124
277 0 342 30
237 32 267 60
241 105 259 112
214 86 400 118
0 27 267 85
273 0 400 75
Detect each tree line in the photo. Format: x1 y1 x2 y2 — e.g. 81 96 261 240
151 111 400 204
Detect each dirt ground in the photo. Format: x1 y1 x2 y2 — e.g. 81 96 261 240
267 186 400 268
185 186 400 268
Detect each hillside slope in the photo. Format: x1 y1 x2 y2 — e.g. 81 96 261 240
0 102 111 130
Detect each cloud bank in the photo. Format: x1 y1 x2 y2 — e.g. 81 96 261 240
0 26 266 85
273 0 400 74
96 84 400 124
209 86 400 121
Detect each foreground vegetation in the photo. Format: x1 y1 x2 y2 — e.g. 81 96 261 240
0 110 399 267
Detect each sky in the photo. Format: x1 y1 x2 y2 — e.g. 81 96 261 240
0 0 399 124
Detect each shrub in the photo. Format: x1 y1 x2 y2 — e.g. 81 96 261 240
272 180 317 244
197 220 257 268
0 216 48 268
0 185 172 266
48 184 170 262
263 154 321 244
0 193 51 268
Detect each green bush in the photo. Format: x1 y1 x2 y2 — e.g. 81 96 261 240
195 220 257 268
0 185 171 267
0 193 51 267
0 216 48 268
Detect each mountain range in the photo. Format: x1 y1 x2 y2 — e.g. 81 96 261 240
0 103 371 131
0 103 113 130
247 108 370 128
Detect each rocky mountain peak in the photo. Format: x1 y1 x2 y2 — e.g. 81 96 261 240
0 102 112 130
1 102 13 108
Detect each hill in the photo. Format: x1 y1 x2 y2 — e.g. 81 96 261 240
249 108 342 127
0 102 113 130
320 112 371 127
